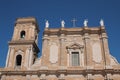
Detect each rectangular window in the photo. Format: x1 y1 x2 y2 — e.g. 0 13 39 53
71 52 80 66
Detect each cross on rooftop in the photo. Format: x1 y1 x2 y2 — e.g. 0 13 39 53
71 18 77 27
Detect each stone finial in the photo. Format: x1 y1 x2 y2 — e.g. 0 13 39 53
61 20 65 28
45 20 49 28
84 19 88 27
100 19 104 26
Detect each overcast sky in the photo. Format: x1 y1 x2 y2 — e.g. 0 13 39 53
0 0 120 67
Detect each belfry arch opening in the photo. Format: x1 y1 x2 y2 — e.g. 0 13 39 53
16 55 22 66
20 30 25 39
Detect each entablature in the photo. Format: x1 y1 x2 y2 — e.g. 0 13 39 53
1 69 120 76
43 27 106 36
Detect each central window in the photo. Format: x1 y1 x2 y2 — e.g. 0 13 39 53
71 52 80 66
66 43 84 67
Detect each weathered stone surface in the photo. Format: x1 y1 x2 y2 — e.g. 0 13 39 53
0 17 120 80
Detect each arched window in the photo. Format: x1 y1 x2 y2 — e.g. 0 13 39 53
16 55 22 66
20 30 25 39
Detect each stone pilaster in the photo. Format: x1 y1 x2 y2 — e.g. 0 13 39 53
1 75 6 80
59 74 65 80
59 34 66 66
87 74 93 80
25 48 31 68
40 74 46 80
26 75 31 80
41 34 49 66
5 47 10 67
29 46 33 68
84 32 93 69
8 47 15 68
101 32 111 69
0 72 1 80
105 73 112 80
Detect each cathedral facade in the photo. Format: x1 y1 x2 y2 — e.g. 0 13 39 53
0 17 120 80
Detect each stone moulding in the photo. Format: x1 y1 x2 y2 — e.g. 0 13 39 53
0 69 120 76
15 17 40 32
66 43 84 50
8 40 40 53
43 27 106 36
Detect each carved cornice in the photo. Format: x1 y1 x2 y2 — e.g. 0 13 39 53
43 27 106 36
8 40 40 53
15 17 40 32
0 69 120 76
9 40 35 45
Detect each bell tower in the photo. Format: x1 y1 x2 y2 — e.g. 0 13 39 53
5 17 40 70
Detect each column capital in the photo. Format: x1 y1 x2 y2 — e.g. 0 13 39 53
84 33 90 39
42 35 50 40
101 33 108 39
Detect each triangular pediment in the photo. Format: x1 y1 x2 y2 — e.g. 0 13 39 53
66 43 83 49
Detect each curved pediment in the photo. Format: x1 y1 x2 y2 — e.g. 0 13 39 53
66 43 84 49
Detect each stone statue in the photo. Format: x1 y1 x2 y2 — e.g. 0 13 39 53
100 19 104 26
84 19 88 27
61 20 65 27
45 20 49 28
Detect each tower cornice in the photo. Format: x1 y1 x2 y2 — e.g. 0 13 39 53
8 40 40 53
15 17 40 32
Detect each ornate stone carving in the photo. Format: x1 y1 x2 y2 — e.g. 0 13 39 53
66 43 84 66
66 43 84 50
